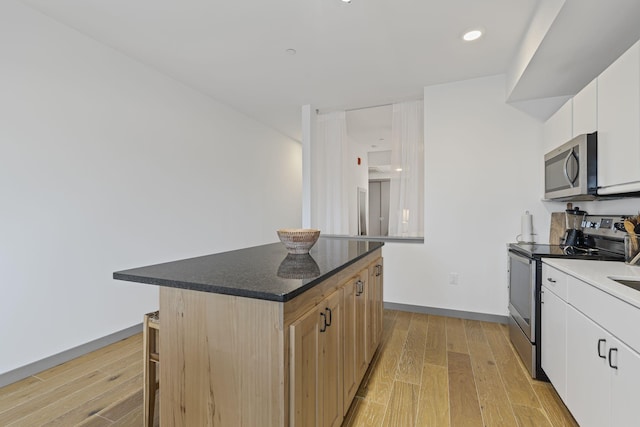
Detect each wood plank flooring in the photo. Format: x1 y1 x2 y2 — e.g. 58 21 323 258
0 310 577 426
345 311 578 427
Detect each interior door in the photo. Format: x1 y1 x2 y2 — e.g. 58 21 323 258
368 180 390 236
369 181 381 236
380 180 389 236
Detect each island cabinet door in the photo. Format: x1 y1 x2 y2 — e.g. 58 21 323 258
367 258 383 361
343 272 368 412
290 288 343 427
321 289 344 427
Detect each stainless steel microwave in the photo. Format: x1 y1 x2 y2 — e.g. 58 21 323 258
544 132 597 200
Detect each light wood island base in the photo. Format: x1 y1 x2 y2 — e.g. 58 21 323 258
159 248 383 426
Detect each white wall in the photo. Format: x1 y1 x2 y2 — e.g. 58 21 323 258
0 1 301 375
347 139 369 235
383 75 546 316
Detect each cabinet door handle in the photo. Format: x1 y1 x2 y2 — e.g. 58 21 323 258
319 312 327 333
356 280 363 296
597 339 606 359
547 277 556 283
541 289 544 304
376 265 382 276
608 348 618 370
325 307 332 327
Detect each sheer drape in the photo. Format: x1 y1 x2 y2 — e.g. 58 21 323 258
311 111 349 234
388 101 424 237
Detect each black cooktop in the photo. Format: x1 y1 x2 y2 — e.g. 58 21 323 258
509 243 624 261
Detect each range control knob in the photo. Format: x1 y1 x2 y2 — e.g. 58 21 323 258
614 222 626 232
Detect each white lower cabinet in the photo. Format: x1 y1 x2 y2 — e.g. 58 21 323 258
567 305 640 427
543 262 640 427
610 336 640 427
566 305 611 427
541 285 567 401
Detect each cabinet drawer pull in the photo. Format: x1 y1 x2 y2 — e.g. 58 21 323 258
325 307 332 327
597 339 606 359
319 312 327 333
547 277 557 283
608 348 618 370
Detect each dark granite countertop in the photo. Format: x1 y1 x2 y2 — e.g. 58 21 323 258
113 237 384 302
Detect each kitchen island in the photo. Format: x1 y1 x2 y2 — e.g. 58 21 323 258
113 237 384 426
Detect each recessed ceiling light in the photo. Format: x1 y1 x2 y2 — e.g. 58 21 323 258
371 144 378 148
379 138 385 141
462 29 483 41
395 168 403 172
285 48 297 55
342 0 351 3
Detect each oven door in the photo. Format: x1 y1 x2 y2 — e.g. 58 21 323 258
508 250 536 341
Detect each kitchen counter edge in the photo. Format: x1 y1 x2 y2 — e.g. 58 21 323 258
541 258 640 309
113 239 384 303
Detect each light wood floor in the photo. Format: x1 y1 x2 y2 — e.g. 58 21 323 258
0 310 577 426
344 310 578 427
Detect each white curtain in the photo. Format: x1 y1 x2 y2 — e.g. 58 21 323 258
311 111 349 234
388 101 424 237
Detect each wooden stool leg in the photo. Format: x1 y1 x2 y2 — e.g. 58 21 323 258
143 316 156 427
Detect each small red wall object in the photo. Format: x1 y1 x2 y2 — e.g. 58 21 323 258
357 157 361 165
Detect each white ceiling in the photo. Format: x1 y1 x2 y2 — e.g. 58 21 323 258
20 0 640 141
346 105 392 151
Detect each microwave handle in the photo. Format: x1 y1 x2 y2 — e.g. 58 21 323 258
564 148 579 187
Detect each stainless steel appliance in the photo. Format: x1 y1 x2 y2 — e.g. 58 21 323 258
508 214 627 379
563 207 587 246
544 132 598 200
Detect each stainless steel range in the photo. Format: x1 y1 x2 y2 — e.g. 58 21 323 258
507 214 627 379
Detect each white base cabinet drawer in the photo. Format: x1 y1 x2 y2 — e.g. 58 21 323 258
542 263 568 300
568 275 640 352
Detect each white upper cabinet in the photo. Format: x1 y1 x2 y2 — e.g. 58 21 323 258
597 40 640 194
543 98 572 153
573 78 597 137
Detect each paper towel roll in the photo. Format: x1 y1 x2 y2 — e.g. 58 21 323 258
519 211 534 243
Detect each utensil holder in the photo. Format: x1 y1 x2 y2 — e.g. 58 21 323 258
624 235 640 265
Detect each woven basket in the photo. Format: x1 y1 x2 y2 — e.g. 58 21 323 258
277 229 320 254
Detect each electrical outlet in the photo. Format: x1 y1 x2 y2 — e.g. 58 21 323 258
449 272 459 285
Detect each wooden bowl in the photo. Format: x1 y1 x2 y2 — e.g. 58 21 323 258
277 229 320 254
